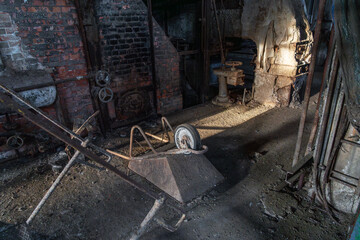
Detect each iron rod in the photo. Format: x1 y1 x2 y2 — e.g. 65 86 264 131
129 125 157 158
319 70 343 167
312 55 339 202
146 0 158 114
211 0 225 64
341 139 360 148
292 0 327 167
306 26 335 155
322 82 344 167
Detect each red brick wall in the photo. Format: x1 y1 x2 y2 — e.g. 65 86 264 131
0 0 93 126
0 0 182 135
96 0 182 115
153 19 182 114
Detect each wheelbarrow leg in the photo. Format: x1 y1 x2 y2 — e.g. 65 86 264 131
129 197 165 240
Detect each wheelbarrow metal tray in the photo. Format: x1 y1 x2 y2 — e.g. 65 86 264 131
128 153 224 203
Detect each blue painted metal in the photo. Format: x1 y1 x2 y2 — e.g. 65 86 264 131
350 212 360 240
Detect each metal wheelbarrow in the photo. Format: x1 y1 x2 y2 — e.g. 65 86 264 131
0 83 223 240
106 117 224 203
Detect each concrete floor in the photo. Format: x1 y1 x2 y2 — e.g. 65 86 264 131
0 97 350 239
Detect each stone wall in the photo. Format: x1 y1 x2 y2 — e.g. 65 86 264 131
210 0 312 106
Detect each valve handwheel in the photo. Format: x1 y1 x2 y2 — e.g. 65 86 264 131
98 87 114 103
95 70 111 87
7 135 24 149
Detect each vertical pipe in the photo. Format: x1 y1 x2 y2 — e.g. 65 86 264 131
319 70 343 166
306 26 335 155
146 0 158 114
292 0 327 167
312 55 339 201
322 82 345 167
201 0 210 103
74 0 92 70
211 0 225 64
74 0 107 135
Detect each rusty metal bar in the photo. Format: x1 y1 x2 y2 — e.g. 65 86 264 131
0 91 159 200
322 104 348 185
313 55 339 202
201 0 210 103
306 26 335 155
322 82 344 167
106 149 131 160
145 132 169 143
146 0 158 114
332 170 359 181
211 0 225 64
341 139 360 148
129 125 157 158
74 0 92 70
329 176 357 188
292 0 327 167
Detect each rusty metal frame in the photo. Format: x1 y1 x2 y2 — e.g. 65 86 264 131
106 116 208 161
0 84 188 239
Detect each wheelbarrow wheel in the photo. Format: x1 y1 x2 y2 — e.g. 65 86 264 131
174 124 201 150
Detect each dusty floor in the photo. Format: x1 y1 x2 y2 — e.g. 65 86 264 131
0 96 351 240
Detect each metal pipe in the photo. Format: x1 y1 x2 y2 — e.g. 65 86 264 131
322 82 344 167
313 55 339 202
292 0 327 167
26 149 84 225
323 105 348 184
211 0 225 64
201 0 210 103
161 116 174 141
341 139 360 148
146 0 158 114
319 70 343 167
145 132 169 143
74 0 92 70
313 49 338 156
161 117 174 133
306 26 335 155
106 149 131 160
320 84 345 215
129 125 157 158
